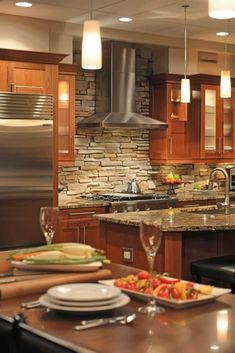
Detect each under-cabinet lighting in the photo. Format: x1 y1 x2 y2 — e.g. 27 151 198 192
58 81 69 109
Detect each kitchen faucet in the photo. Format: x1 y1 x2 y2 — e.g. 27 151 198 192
208 167 230 214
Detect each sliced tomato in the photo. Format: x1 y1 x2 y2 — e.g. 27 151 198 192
159 277 180 285
169 285 181 300
152 277 161 288
153 283 169 298
144 287 152 295
137 271 150 280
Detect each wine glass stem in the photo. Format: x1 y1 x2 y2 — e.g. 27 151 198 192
147 254 156 306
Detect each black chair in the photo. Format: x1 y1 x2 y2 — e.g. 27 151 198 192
191 255 235 292
0 315 18 353
17 323 84 353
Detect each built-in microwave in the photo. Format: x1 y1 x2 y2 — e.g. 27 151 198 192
228 167 235 190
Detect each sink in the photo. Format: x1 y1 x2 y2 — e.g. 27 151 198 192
185 208 235 215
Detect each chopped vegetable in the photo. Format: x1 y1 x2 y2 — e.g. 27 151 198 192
114 271 208 301
8 243 109 265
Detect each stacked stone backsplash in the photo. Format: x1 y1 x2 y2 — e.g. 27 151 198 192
58 45 228 204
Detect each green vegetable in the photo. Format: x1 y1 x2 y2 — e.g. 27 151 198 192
23 254 108 265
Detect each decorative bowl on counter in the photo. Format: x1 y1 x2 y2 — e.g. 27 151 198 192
162 173 182 195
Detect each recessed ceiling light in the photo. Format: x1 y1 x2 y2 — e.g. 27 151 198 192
15 2 32 7
216 31 229 36
118 17 133 22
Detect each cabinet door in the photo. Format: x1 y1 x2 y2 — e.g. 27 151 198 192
57 207 106 249
149 81 191 163
8 62 53 94
201 85 235 160
221 88 235 159
58 72 75 163
201 85 220 159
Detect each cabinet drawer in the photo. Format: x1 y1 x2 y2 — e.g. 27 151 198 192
176 200 208 208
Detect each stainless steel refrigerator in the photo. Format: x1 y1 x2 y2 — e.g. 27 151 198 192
0 92 54 249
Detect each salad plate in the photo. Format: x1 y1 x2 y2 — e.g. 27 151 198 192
99 279 231 310
39 293 130 312
10 260 103 272
47 283 121 302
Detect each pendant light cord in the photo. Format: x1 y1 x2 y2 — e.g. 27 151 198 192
224 21 229 69
90 0 93 20
182 5 189 79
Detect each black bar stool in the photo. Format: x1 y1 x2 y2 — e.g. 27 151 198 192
191 255 235 292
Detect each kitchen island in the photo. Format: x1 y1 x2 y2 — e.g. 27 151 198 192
96 206 235 280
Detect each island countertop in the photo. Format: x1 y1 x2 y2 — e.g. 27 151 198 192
96 206 235 232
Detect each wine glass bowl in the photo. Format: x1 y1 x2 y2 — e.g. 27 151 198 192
40 206 59 245
138 219 165 315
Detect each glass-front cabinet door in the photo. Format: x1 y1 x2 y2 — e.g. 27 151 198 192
222 89 235 158
201 85 235 159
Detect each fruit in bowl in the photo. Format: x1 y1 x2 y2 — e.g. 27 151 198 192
162 173 182 185
193 182 208 191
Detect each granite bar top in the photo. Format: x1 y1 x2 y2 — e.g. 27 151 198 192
96 206 235 232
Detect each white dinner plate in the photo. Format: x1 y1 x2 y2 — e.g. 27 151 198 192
10 260 103 272
99 279 231 310
47 294 123 307
39 293 130 312
47 283 121 302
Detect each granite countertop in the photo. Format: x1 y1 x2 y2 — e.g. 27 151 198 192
96 205 235 232
59 200 110 210
58 191 235 210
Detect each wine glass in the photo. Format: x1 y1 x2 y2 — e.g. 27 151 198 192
40 206 59 245
138 219 165 315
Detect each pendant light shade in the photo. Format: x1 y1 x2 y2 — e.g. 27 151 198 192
181 78 191 103
220 70 231 98
82 20 102 70
209 0 235 19
181 5 190 103
220 29 231 98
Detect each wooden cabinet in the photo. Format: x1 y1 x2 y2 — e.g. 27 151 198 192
8 61 55 94
176 199 208 208
191 74 235 162
149 74 192 164
58 64 79 164
57 207 107 250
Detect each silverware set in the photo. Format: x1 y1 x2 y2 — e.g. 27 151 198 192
74 313 136 330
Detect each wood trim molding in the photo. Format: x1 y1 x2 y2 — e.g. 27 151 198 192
59 63 80 74
0 48 68 64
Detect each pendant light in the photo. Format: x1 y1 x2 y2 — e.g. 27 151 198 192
220 29 231 98
81 0 102 70
181 5 190 103
209 0 235 19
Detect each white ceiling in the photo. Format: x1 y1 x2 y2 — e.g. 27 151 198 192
1 0 235 45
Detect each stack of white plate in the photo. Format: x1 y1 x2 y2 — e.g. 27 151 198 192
39 283 130 312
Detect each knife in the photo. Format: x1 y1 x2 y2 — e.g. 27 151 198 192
74 315 127 331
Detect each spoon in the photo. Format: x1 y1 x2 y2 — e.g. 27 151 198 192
74 313 136 331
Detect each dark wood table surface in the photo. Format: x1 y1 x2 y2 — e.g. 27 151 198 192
0 263 234 353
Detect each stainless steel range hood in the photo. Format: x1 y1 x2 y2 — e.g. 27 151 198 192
78 41 168 129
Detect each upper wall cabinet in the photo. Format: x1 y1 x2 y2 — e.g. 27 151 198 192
149 74 193 164
190 74 235 162
58 64 79 165
0 48 66 94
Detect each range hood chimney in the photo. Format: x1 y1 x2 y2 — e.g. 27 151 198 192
78 41 168 129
